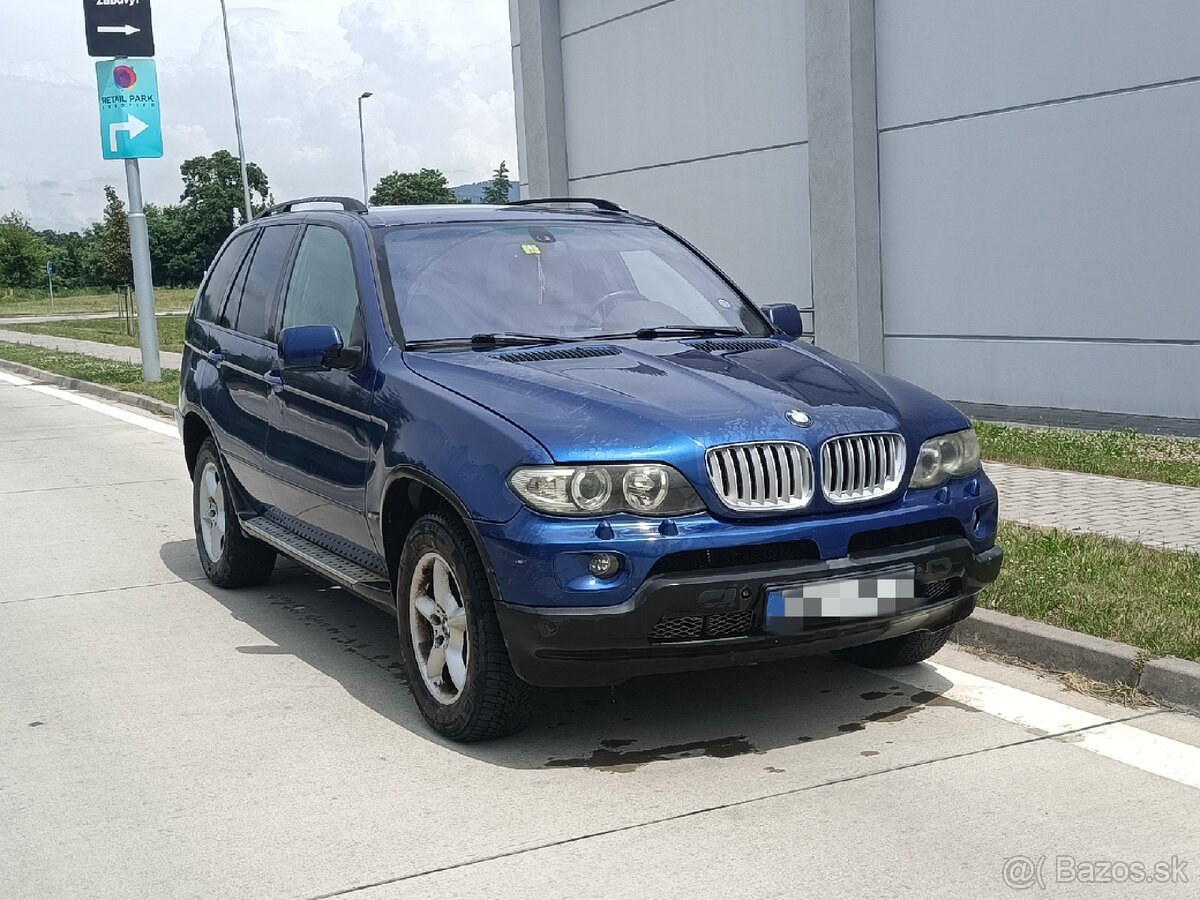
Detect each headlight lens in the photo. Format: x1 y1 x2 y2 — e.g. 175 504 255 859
909 428 981 489
509 464 703 517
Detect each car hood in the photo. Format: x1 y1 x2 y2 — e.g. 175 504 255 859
402 337 969 463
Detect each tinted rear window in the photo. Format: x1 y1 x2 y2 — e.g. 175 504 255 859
196 231 254 323
226 224 299 341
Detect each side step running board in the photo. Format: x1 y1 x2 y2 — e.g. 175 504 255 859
242 516 395 612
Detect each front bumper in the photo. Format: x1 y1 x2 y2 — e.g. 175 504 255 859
495 537 1002 687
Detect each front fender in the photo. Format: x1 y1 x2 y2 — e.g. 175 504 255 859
367 359 553 533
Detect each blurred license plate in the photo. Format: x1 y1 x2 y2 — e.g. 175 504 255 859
766 568 916 619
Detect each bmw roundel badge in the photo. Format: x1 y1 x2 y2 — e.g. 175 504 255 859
785 409 812 427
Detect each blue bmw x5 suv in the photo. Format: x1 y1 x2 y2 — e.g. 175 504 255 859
179 196 1002 741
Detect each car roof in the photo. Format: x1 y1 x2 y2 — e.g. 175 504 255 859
249 197 655 230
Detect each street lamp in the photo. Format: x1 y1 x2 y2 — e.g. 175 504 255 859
219 0 254 224
358 91 374 205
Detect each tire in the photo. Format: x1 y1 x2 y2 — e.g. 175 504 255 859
192 438 276 589
396 511 535 741
833 626 954 668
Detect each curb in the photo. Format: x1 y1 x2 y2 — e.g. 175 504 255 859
0 359 175 419
952 607 1200 714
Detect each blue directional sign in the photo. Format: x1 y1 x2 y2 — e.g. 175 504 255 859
95 58 163 160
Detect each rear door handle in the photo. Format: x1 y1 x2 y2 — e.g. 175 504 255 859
206 349 224 365
264 370 285 392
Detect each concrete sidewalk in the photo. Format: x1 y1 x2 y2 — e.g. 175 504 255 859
0 328 184 370
987 460 1200 552
0 309 190 326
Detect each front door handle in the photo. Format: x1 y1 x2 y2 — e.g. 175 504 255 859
206 348 224 365
264 370 285 392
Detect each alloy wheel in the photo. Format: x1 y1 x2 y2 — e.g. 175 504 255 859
409 551 470 704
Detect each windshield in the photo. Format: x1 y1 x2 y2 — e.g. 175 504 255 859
377 221 771 342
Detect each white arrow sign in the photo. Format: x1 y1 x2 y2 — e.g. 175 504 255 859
109 114 149 152
97 24 141 36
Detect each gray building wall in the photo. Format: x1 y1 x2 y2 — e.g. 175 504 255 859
511 0 1200 419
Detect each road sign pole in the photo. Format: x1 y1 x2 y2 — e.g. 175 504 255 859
47 268 55 313
123 158 161 383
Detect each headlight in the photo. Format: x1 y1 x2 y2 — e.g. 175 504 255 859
909 428 981 489
509 464 703 517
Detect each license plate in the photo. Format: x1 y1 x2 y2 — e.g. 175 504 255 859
765 568 917 620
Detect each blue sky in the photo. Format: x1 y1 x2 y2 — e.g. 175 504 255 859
0 0 518 231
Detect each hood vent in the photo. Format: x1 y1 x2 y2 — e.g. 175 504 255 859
495 345 621 363
687 338 779 353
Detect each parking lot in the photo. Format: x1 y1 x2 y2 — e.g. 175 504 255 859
2 373 1199 900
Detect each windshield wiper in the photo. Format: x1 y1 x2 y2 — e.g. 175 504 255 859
596 325 748 341
405 332 574 350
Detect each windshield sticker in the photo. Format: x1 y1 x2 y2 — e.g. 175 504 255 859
521 244 541 255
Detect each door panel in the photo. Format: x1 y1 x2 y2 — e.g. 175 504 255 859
207 224 300 508
209 328 276 507
264 223 378 557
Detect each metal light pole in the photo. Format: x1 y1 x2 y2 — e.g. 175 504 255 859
358 91 373 205
219 0 254 223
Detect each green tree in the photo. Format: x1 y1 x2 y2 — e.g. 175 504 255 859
481 160 513 204
98 186 133 288
175 150 271 283
0 211 50 288
370 168 466 206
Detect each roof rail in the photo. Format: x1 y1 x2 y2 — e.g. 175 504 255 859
505 197 626 213
257 196 369 219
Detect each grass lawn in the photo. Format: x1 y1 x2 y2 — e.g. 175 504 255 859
3 316 187 354
0 286 195 318
0 341 179 404
976 420 1200 488
981 522 1200 662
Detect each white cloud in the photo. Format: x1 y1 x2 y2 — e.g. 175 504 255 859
0 0 517 231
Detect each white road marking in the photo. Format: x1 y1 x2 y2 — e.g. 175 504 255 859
0 370 33 386
892 661 1200 790
24 385 178 438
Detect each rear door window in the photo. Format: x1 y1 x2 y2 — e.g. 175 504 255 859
225 224 300 341
196 230 254 323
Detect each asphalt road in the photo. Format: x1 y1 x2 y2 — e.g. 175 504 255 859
2 371 1198 900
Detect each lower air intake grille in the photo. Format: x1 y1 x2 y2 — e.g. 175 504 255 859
648 616 703 641
649 610 755 642
920 577 961 602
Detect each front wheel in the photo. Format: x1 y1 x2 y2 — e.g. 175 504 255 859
833 626 953 668
396 512 536 741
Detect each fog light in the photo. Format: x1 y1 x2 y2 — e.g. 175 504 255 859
589 553 621 579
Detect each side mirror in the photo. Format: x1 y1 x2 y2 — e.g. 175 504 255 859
279 324 357 371
761 303 805 337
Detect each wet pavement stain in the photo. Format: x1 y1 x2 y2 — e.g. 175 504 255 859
865 705 922 723
860 691 889 700
545 735 757 773
796 736 813 743
764 766 786 773
860 750 879 757
837 723 865 733
28 721 43 727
